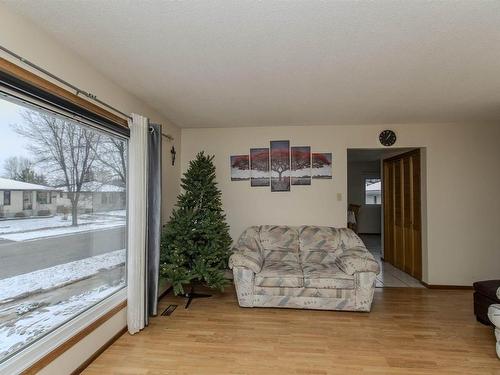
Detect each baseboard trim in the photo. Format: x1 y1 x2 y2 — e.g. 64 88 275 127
71 326 127 375
420 281 473 290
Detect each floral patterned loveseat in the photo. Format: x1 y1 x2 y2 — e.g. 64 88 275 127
229 225 380 312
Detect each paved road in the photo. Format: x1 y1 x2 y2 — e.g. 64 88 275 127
0 227 126 279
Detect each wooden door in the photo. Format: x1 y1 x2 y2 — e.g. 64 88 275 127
383 150 422 280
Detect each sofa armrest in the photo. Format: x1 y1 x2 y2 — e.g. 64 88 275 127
335 248 380 275
229 250 264 273
232 267 255 307
229 226 264 273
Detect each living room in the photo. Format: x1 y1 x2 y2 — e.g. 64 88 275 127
0 1 499 374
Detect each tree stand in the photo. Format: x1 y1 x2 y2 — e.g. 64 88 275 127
183 286 211 309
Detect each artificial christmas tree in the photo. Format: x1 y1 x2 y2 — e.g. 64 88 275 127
160 152 232 306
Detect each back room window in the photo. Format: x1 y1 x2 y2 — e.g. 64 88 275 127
365 178 381 205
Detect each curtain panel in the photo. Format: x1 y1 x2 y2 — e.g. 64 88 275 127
127 113 149 334
147 123 162 320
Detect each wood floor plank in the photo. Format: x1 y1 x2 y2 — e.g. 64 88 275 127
83 287 500 375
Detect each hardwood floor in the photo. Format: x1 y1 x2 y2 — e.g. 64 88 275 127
84 286 500 375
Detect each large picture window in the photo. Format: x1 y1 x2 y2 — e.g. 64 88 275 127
0 97 127 363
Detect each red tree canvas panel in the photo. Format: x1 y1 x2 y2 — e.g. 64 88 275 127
230 154 250 181
291 146 311 185
250 148 270 187
270 140 290 192
312 152 332 179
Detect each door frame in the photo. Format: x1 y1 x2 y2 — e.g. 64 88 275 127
381 148 424 281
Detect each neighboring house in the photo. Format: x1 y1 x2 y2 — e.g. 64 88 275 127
0 177 62 218
61 181 126 213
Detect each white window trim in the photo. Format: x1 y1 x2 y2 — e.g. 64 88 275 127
0 288 126 374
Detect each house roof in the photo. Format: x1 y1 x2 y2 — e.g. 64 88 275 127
0 177 58 191
366 181 381 191
61 181 125 193
82 182 125 193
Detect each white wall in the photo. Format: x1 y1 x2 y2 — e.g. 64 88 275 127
347 160 381 234
0 4 181 372
181 122 500 286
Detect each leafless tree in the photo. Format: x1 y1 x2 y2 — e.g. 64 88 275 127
93 137 127 187
3 156 46 184
14 111 101 226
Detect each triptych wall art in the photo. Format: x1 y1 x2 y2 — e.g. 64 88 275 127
230 140 332 192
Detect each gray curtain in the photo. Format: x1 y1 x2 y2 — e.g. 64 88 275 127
146 123 162 321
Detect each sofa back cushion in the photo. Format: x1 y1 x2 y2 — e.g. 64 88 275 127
259 225 299 263
337 228 365 251
299 226 341 252
298 226 342 264
260 225 299 252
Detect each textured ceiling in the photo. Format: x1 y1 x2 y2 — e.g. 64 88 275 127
5 1 500 128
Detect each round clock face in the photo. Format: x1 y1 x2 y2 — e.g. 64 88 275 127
379 130 396 146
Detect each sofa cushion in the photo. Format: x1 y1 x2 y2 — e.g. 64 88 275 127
298 226 341 254
337 228 366 251
302 263 356 289
255 261 303 287
259 225 299 255
254 286 356 299
264 250 300 264
299 250 337 265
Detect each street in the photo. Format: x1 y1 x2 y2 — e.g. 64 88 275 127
0 226 126 279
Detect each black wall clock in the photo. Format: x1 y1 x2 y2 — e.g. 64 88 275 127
379 130 396 146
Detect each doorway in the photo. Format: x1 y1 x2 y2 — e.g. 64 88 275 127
347 148 423 288
23 191 33 211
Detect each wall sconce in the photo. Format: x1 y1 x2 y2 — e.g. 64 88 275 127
171 146 176 166
162 133 175 166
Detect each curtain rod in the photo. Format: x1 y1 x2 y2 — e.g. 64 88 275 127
162 133 174 141
0 45 132 120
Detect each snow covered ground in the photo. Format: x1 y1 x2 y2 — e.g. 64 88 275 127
0 281 124 361
0 249 126 361
0 249 125 303
0 211 125 242
92 210 126 218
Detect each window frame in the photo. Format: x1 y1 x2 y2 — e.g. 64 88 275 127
36 191 50 205
0 74 129 371
364 177 381 205
3 191 10 206
0 289 126 375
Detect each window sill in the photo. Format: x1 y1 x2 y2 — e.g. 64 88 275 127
0 288 127 375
